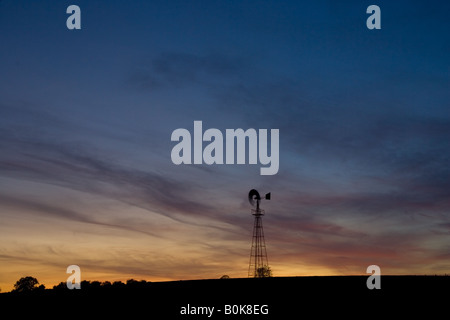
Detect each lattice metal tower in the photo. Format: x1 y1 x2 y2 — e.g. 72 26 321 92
248 189 271 278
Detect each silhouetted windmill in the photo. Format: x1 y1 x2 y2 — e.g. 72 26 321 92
248 189 271 278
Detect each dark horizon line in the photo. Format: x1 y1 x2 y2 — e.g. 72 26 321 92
2 273 449 294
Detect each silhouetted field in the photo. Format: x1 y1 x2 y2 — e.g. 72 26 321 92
1 276 448 318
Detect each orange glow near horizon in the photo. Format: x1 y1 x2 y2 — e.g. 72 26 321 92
1 188 448 293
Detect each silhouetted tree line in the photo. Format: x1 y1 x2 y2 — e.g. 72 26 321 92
53 278 152 291
6 276 153 294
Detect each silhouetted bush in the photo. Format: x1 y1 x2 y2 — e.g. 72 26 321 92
112 281 125 288
12 276 40 293
256 266 272 278
53 282 67 290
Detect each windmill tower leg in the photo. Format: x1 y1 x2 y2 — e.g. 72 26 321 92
248 208 269 278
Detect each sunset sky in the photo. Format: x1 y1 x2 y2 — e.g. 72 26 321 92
1 0 449 292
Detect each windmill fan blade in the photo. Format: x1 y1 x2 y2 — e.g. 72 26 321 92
248 189 261 206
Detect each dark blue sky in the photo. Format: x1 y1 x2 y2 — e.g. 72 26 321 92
0 0 449 289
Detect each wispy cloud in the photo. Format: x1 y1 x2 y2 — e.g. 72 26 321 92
0 132 214 222
128 52 247 90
